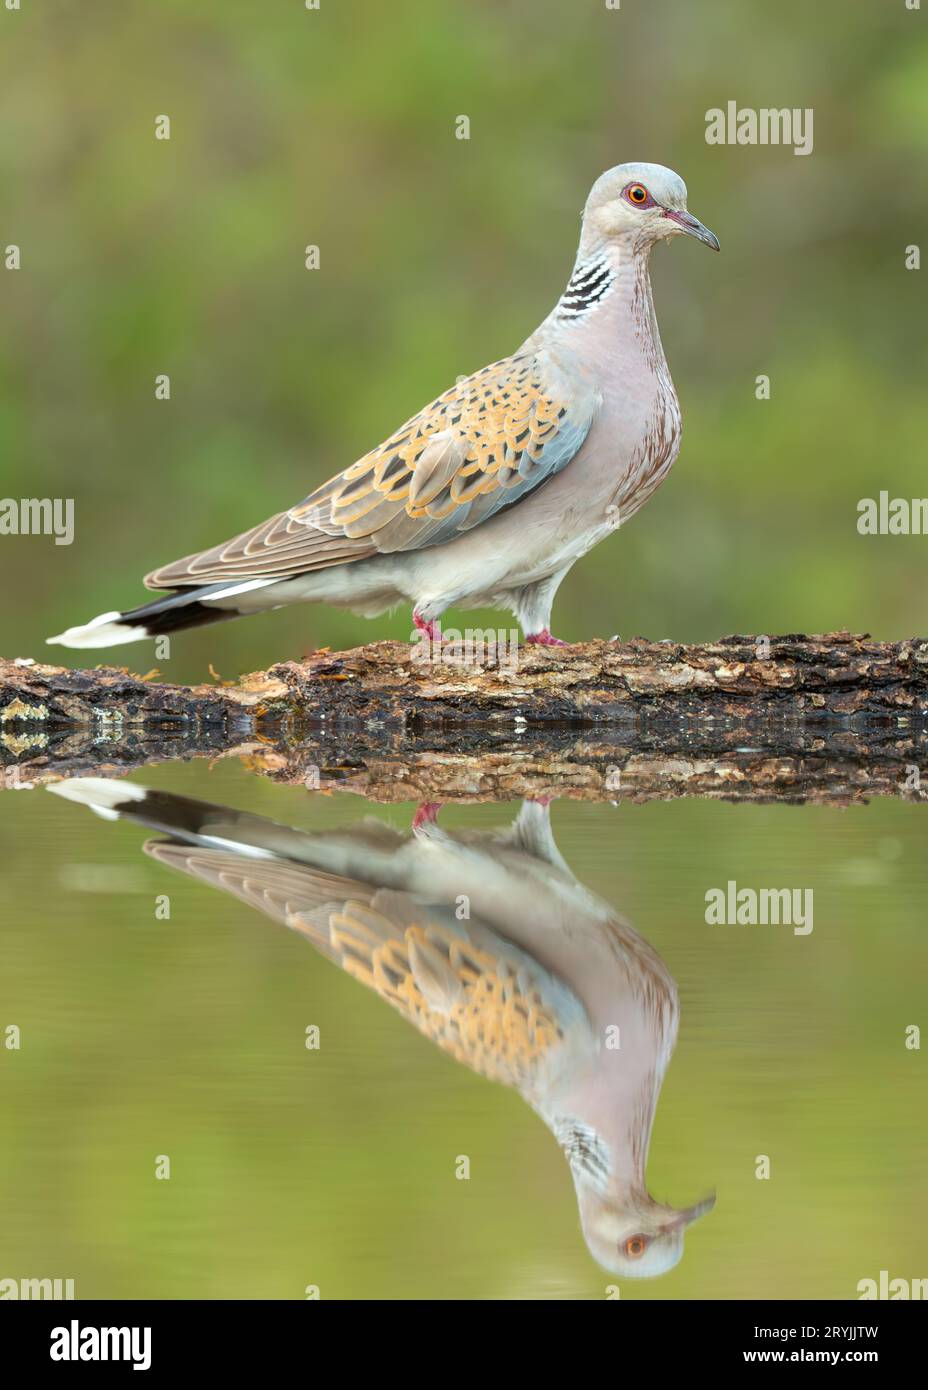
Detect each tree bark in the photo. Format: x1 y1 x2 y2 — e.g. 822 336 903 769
2 632 926 729
2 634 926 805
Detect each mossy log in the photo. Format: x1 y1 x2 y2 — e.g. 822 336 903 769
1 632 927 731
2 633 926 805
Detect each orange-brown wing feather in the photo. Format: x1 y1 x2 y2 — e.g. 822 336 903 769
144 840 585 1094
305 892 587 1093
144 353 593 589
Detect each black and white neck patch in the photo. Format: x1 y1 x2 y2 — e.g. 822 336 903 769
556 253 616 321
553 1117 612 1190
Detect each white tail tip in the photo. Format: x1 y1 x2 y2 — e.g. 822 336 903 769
47 776 147 820
46 611 148 648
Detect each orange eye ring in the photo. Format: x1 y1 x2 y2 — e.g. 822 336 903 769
627 184 649 204
624 1235 648 1258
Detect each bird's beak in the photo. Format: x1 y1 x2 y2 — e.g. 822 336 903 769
662 208 721 252
662 1192 717 1232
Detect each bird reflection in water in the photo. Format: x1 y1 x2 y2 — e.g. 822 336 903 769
49 778 714 1277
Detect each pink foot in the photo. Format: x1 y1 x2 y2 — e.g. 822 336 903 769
525 629 568 647
412 801 442 830
413 610 442 643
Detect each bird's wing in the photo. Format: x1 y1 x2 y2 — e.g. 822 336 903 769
315 888 591 1093
144 351 594 589
143 839 364 966
145 840 590 1095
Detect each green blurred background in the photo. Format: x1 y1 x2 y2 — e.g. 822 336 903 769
1 0 926 683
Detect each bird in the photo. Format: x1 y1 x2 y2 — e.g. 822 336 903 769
47 777 715 1277
47 162 718 652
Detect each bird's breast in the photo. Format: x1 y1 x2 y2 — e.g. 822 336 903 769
565 364 681 548
611 371 682 520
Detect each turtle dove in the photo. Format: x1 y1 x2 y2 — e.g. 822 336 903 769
49 163 718 650
48 778 715 1277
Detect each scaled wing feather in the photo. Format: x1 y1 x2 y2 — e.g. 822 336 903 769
144 353 594 589
145 840 588 1096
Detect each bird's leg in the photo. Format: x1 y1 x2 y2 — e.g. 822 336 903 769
513 569 571 650
412 609 443 643
412 801 442 830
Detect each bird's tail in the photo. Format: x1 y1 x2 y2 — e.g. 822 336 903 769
45 777 312 858
45 578 278 649
45 778 370 961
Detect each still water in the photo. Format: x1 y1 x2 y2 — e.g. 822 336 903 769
1 758 925 1300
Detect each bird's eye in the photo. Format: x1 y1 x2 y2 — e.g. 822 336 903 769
624 1235 649 1258
626 184 650 205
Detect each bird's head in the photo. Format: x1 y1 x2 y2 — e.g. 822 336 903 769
578 1185 716 1278
584 162 720 254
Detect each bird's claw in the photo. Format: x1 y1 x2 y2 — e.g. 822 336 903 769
412 801 442 831
412 611 443 643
